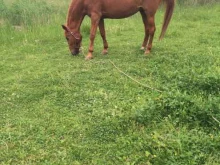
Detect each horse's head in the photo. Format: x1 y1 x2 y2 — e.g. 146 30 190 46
62 25 82 55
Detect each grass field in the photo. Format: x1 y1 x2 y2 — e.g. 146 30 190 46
0 0 220 164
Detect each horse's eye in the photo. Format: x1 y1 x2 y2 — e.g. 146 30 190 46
66 37 69 41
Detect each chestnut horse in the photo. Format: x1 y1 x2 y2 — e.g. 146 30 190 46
62 0 175 60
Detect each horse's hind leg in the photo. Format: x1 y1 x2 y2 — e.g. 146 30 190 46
99 19 108 55
145 14 156 54
140 10 156 54
140 10 150 51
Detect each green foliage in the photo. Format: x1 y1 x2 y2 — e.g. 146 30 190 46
0 1 220 164
1 0 54 26
177 0 219 6
0 0 7 18
135 91 220 129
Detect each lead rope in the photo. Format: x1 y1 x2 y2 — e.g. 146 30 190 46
109 60 162 93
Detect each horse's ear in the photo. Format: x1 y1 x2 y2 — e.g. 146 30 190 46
62 25 69 32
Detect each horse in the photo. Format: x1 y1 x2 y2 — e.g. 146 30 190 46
62 0 175 60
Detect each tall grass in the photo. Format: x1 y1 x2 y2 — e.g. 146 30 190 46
1 0 219 27
177 0 219 6
0 0 66 27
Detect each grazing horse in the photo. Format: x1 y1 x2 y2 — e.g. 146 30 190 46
62 0 175 60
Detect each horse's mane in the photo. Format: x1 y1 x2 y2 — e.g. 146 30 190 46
66 0 79 26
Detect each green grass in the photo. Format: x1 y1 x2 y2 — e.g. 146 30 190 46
0 1 220 164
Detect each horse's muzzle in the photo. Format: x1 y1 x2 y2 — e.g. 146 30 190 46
72 50 79 56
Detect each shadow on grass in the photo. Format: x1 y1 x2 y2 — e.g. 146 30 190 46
178 76 220 95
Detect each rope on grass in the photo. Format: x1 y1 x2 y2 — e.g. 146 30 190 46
212 116 220 125
109 60 162 93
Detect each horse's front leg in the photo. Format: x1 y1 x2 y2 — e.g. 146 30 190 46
99 19 108 55
86 14 101 60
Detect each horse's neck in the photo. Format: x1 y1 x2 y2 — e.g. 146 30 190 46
67 0 84 31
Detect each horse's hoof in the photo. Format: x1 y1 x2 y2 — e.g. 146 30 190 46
85 55 93 60
145 50 151 55
140 46 145 51
102 49 108 55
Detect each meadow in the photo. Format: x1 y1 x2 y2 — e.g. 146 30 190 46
0 0 220 164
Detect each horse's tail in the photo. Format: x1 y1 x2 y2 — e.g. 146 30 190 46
159 0 175 40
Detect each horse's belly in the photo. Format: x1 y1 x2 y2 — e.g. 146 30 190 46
102 9 139 19
101 1 139 19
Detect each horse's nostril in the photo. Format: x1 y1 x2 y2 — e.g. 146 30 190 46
72 52 77 55
72 50 79 56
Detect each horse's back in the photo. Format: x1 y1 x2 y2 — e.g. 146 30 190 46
84 0 140 18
